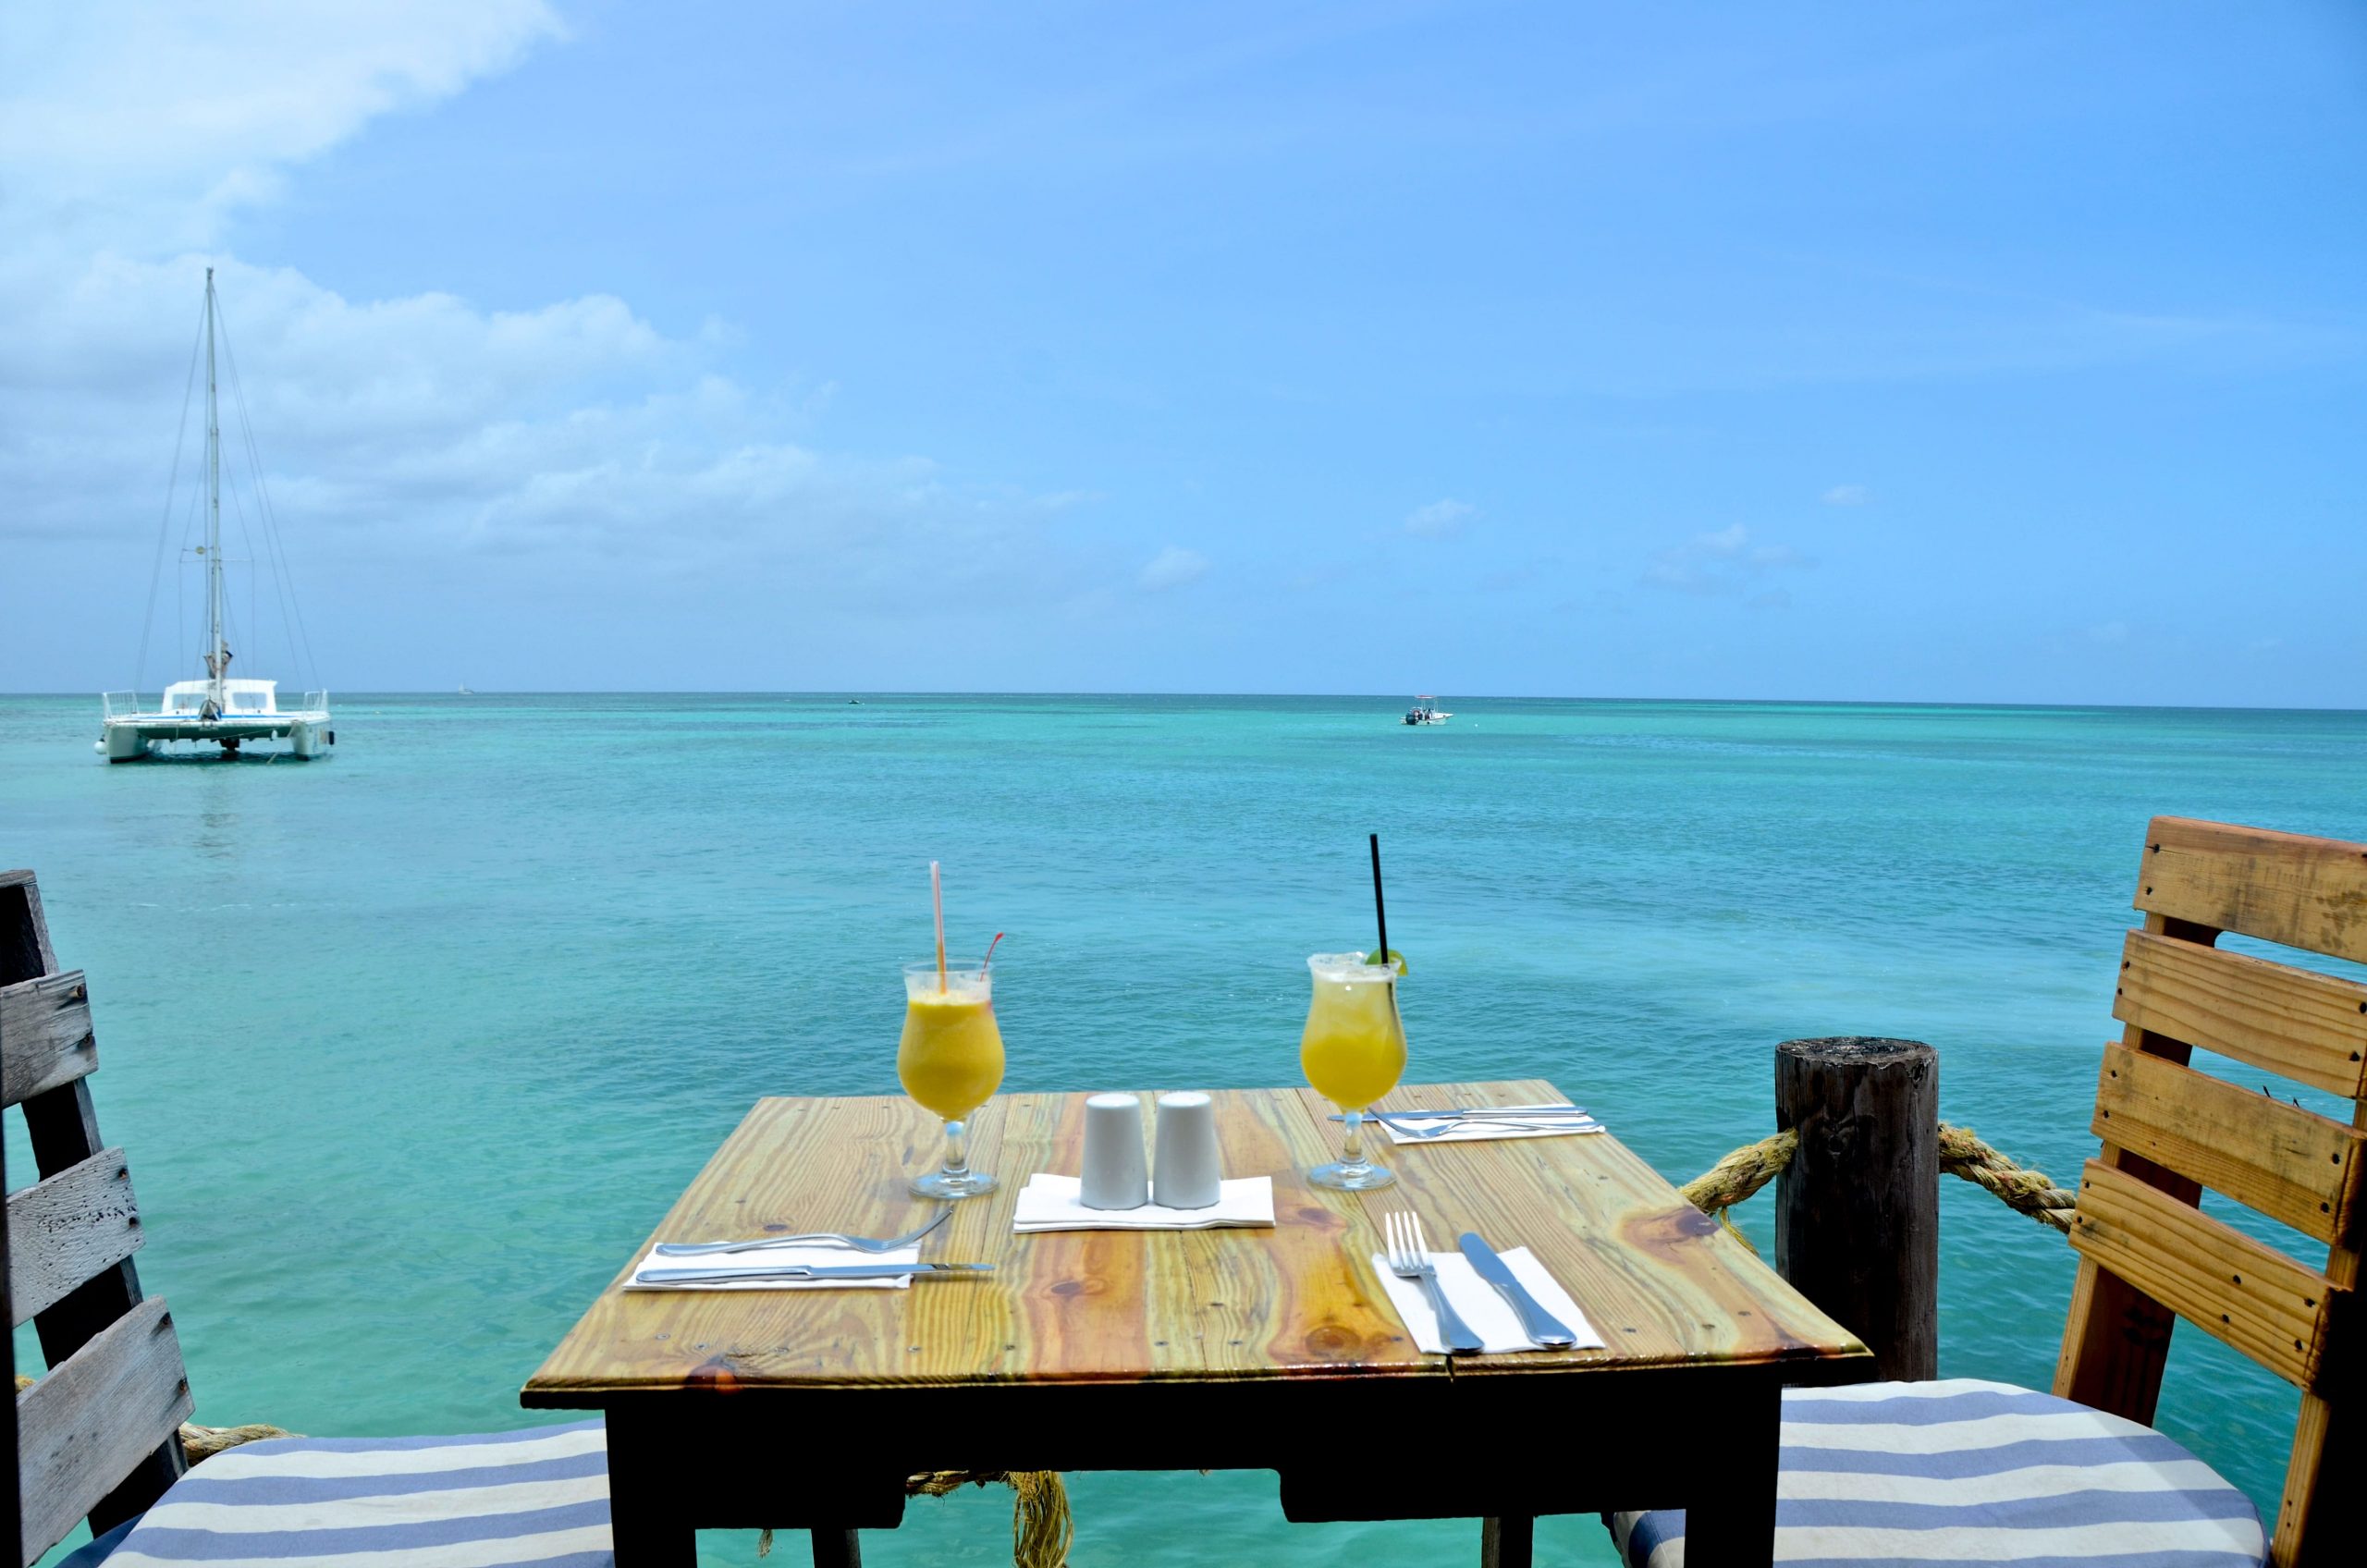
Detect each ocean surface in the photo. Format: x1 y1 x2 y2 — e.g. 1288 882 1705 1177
5 692 2364 1565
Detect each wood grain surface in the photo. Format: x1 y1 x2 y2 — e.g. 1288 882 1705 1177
2136 816 2367 967
525 1080 1867 1402
2091 1042 2364 1245
2116 928 2367 1099
7 1146 142 1329
0 972 96 1110
15 1296 192 1568
2069 1158 2336 1391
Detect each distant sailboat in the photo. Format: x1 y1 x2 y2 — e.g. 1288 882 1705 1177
99 269 333 762
458 685 475 696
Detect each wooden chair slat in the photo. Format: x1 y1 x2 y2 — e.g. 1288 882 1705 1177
2116 929 2367 1099
2069 1158 2339 1391
2091 1043 2366 1245
8 1147 144 1329
0 972 98 1110
14 1295 193 1568
2137 816 2367 968
0 870 58 986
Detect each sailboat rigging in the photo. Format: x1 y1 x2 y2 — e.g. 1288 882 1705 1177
99 269 334 762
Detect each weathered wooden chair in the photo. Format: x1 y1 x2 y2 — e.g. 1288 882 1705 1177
6 870 615 1568
1612 816 2364 1567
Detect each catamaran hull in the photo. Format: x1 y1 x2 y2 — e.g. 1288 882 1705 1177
99 717 337 762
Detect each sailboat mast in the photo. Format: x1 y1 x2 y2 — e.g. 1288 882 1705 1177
203 267 227 705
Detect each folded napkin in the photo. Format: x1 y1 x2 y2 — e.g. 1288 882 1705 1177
1013 1173 1275 1231
1378 1104 1605 1145
625 1243 920 1291
1371 1245 1606 1354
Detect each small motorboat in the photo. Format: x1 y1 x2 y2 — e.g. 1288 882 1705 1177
1403 695 1453 726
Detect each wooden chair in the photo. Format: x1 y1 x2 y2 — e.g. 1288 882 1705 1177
4 871 614 1568
1612 816 2364 1568
4 868 192 1565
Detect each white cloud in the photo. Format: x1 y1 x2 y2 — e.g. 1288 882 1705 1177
1138 545 1208 591
0 1 565 248
1404 497 1476 537
1641 524 1812 596
1821 484 1871 506
0 1 1100 686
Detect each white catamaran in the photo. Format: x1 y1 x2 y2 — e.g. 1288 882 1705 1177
100 269 333 763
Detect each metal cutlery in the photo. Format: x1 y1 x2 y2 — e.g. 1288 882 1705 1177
1386 1115 1603 1140
653 1208 951 1257
1456 1231 1576 1347
1381 1211 1484 1354
634 1260 993 1285
1334 1106 1590 1123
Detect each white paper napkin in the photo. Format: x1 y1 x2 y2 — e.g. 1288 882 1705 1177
1376 1104 1606 1145
625 1243 921 1291
1371 1245 1606 1354
1013 1173 1275 1231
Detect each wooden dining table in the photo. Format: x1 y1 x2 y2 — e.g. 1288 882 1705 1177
523 1079 1873 1567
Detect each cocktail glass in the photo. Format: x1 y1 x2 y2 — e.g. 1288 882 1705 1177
899 962 1005 1199
1300 951 1405 1192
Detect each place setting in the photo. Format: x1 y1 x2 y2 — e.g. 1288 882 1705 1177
1370 1211 1606 1354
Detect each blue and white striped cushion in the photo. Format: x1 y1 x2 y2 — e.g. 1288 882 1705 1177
1609 1379 2263 1567
101 1420 611 1567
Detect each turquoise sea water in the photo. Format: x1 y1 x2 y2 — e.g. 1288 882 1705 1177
5 692 2364 1565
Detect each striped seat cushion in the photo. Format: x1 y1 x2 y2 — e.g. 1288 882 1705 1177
100 1419 611 1567
1608 1379 2263 1567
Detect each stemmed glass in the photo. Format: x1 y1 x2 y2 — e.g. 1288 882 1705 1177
898 962 1005 1198
1300 951 1405 1192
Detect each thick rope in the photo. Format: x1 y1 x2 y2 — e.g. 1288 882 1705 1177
1678 1122 2075 1232
758 1471 1071 1568
1937 1122 2077 1232
1678 1129 1796 1214
181 1422 296 1461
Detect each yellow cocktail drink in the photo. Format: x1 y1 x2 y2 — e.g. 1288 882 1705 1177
901 962 1003 1198
1300 974 1407 1109
899 988 1005 1121
1301 951 1405 1192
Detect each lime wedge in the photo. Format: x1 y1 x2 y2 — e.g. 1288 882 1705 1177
1366 949 1408 976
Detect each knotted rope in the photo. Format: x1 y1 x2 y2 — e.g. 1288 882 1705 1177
1678 1122 2075 1232
758 1472 1071 1568
1936 1122 2077 1232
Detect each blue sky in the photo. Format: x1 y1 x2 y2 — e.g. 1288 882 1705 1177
4 1 2362 702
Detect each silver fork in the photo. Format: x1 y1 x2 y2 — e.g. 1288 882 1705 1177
653 1207 951 1257
1383 1211 1485 1354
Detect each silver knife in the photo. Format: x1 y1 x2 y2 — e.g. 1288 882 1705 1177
1455 1232 1576 1348
635 1261 994 1285
1333 1105 1590 1122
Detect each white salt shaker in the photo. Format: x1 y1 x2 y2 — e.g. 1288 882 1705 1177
1079 1093 1149 1210
1151 1091 1221 1209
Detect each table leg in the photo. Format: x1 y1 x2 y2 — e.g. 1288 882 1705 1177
604 1417 696 1568
811 1528 863 1568
1678 1385 1780 1568
1480 1514 1534 1568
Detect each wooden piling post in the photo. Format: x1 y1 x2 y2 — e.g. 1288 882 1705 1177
1774 1036 1939 1382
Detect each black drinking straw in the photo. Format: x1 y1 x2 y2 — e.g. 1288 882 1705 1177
1368 832 1390 964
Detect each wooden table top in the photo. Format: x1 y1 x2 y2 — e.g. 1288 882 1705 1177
523 1080 1870 1403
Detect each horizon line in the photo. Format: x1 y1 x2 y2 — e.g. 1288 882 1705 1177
10 690 2365 716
